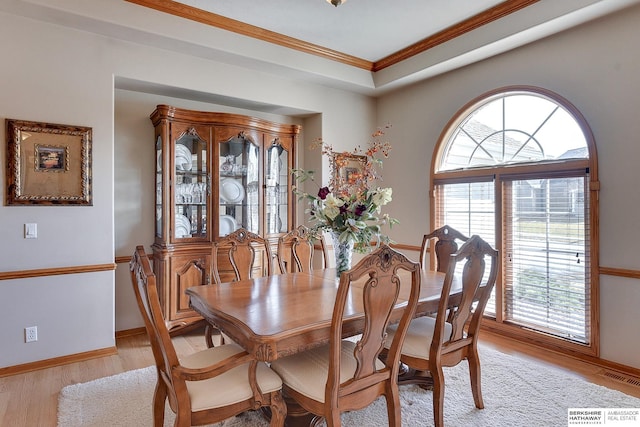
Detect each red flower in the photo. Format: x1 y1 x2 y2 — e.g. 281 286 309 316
317 186 330 200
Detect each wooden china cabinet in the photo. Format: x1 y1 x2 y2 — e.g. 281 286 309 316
150 105 300 334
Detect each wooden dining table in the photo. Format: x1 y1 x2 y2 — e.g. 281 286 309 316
186 267 461 426
187 267 455 364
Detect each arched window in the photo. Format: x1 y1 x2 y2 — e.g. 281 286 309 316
432 86 599 356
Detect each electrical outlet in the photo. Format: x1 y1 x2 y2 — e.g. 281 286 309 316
25 326 38 343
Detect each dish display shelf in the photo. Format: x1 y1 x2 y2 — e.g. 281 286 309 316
155 122 210 238
218 132 290 238
150 105 300 334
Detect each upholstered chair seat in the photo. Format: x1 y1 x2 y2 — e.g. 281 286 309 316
385 317 452 360
180 343 283 411
270 340 384 402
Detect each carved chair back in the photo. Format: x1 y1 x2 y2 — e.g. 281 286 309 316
420 225 469 272
276 225 318 273
432 234 498 363
212 228 273 284
320 231 333 268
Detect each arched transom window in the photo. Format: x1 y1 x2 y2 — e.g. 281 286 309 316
439 91 588 171
432 86 599 356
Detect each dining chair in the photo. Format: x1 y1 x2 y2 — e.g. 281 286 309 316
385 235 498 427
207 227 275 347
419 225 469 272
129 245 286 427
270 244 422 427
320 230 334 268
212 227 274 284
276 225 323 273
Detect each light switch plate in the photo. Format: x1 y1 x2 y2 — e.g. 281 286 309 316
24 223 37 239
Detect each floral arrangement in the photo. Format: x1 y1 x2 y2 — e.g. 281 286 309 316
292 125 398 253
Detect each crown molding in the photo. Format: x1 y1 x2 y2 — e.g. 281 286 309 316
125 0 374 70
125 0 539 72
373 0 540 71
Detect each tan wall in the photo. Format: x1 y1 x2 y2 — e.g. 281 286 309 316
2 0 639 371
0 8 375 368
377 5 640 368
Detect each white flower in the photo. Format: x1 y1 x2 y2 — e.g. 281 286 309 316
325 193 345 208
372 187 392 206
324 205 341 220
322 194 344 220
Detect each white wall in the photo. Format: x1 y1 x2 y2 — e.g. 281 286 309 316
0 9 375 367
377 5 640 368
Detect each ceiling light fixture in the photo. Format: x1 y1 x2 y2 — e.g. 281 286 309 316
326 0 347 7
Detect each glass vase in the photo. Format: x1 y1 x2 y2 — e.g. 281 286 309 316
330 230 354 277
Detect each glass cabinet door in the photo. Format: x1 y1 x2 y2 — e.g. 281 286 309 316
174 130 208 240
155 135 163 239
219 132 260 236
265 138 288 234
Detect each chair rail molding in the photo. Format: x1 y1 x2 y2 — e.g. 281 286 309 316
0 263 116 281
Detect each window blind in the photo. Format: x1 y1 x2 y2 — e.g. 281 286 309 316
434 181 497 314
503 176 590 343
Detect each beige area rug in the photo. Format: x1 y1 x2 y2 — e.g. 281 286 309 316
58 345 640 426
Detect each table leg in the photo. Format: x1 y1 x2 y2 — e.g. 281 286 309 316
282 396 320 427
397 365 434 390
260 392 321 427
378 355 436 391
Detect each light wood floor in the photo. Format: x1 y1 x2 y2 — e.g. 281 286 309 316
1 328 638 427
